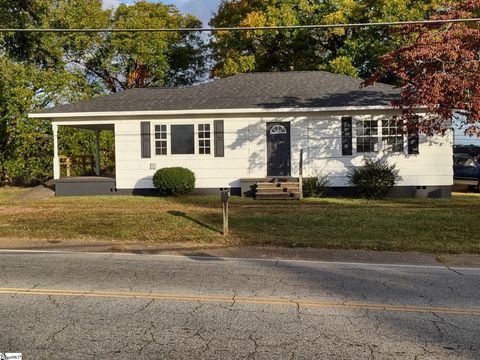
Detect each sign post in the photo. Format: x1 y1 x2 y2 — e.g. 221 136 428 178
220 188 230 236
299 149 304 200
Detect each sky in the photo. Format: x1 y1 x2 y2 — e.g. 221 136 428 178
102 0 222 26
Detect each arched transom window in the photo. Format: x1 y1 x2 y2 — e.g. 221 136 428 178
270 125 287 135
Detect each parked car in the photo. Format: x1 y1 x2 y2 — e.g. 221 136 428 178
453 145 480 157
453 153 480 191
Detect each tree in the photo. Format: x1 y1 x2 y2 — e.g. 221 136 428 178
209 0 449 79
0 56 94 185
365 0 480 135
209 0 325 77
0 0 108 185
0 0 60 65
70 1 206 92
0 0 207 185
1 0 206 90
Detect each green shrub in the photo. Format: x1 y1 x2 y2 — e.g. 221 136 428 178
303 173 330 198
347 158 400 199
153 167 195 196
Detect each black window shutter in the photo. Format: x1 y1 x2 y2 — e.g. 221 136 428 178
214 120 224 157
408 128 419 155
141 121 151 158
341 117 353 156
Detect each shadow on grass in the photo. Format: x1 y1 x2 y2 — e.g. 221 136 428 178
167 210 222 234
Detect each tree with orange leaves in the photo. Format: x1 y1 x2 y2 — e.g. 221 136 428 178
365 1 480 135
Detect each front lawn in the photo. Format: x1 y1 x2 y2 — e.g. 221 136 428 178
0 189 479 254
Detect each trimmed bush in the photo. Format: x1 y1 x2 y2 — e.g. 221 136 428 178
303 173 330 198
153 167 195 196
347 158 400 199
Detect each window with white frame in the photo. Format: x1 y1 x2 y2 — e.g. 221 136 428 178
381 119 404 152
356 120 379 153
356 119 404 153
198 124 211 155
154 125 167 155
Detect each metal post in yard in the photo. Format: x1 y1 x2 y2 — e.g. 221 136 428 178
223 201 228 236
299 149 303 200
221 188 230 236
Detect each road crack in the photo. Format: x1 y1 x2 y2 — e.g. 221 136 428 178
446 266 463 276
135 298 154 313
247 333 259 359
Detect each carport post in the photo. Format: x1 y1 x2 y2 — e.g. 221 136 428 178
95 129 101 176
53 123 60 180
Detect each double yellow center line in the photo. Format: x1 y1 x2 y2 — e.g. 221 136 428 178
1 287 479 316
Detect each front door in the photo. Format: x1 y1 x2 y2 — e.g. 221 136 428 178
267 122 291 177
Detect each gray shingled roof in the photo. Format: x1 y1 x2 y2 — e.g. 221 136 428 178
38 71 399 114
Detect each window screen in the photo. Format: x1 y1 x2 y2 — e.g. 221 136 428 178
171 125 194 154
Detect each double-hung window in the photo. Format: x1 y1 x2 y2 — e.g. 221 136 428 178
356 119 404 153
155 125 167 155
356 120 379 153
198 124 211 155
381 119 404 152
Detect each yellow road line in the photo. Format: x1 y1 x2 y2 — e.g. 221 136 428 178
0 287 479 316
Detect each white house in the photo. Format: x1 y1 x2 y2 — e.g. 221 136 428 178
29 71 453 198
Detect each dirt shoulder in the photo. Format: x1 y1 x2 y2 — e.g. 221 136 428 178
1 238 479 268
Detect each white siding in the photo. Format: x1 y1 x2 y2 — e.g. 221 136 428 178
298 115 453 187
57 110 453 190
115 117 267 189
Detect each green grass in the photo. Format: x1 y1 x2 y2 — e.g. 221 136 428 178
0 189 479 254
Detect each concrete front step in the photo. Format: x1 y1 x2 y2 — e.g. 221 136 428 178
256 182 299 187
256 185 300 190
256 189 300 194
256 186 300 192
256 186 299 190
255 180 300 200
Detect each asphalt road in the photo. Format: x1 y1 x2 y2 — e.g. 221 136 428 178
0 250 479 359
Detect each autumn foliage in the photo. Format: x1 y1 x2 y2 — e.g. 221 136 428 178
365 1 480 135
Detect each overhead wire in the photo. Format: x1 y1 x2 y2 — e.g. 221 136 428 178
0 18 479 33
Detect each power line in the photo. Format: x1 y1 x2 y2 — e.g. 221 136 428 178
0 18 479 33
